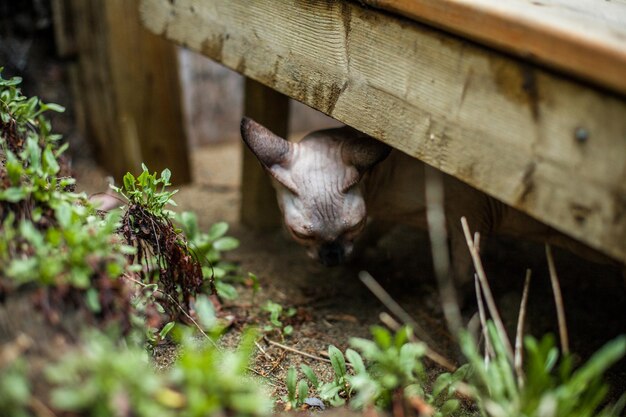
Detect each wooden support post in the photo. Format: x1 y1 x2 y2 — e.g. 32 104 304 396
55 0 191 184
240 78 289 230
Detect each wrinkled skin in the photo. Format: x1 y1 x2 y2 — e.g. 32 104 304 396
241 118 616 280
241 118 389 266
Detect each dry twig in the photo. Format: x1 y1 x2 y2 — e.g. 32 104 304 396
424 166 463 337
515 269 532 386
545 244 570 355
461 217 514 362
359 271 437 348
474 275 493 366
264 338 334 365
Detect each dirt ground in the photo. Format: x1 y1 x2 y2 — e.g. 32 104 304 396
75 139 626 408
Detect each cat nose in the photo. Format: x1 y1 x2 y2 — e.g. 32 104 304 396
318 242 345 266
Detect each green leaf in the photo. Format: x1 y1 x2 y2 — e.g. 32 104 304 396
283 325 294 335
123 172 135 191
440 399 460 415
328 345 347 380
42 147 60 175
215 281 238 300
371 325 392 349
106 261 124 278
300 364 319 388
0 75 22 86
0 187 27 202
194 295 217 330
179 211 199 238
349 337 379 359
161 168 171 184
159 322 176 339
208 222 229 241
432 373 452 398
297 379 309 403
213 236 239 251
345 348 366 374
5 153 23 184
50 387 92 410
41 102 65 113
85 288 101 313
55 202 72 228
286 367 297 400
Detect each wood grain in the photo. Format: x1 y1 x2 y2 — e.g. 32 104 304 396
363 0 626 96
140 0 626 262
59 0 191 183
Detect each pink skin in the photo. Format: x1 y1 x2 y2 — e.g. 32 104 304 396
241 118 388 265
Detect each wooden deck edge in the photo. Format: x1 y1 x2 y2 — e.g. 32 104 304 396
362 0 626 96
140 0 626 263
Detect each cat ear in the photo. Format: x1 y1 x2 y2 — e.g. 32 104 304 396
341 130 391 174
241 117 293 168
240 117 297 191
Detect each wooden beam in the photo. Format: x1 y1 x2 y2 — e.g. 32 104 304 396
362 0 626 96
140 0 626 263
60 0 191 184
240 79 289 230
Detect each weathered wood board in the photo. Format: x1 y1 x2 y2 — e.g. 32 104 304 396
363 0 626 96
55 0 191 184
140 0 626 262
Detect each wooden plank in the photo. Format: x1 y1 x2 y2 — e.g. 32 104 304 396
51 0 77 57
140 0 626 263
362 0 626 96
64 0 191 184
240 79 289 230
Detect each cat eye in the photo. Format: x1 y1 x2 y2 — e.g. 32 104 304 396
344 218 366 236
291 228 314 240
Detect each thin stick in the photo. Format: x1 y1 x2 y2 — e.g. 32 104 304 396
29 397 58 417
424 166 463 337
265 338 333 365
359 271 438 348
255 340 274 361
380 312 457 372
474 274 492 366
122 274 220 350
461 217 514 362
545 244 569 355
248 368 280 387
515 269 532 387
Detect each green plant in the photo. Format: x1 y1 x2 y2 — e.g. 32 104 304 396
45 332 174 417
0 205 134 291
0 359 31 417
175 212 244 300
348 325 465 414
285 367 303 409
171 328 273 416
1 68 77 210
0 69 129 292
460 323 626 417
318 344 353 406
111 164 177 218
262 300 296 336
113 164 205 323
0 136 77 206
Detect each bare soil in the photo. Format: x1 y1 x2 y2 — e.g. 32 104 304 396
76 139 626 409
